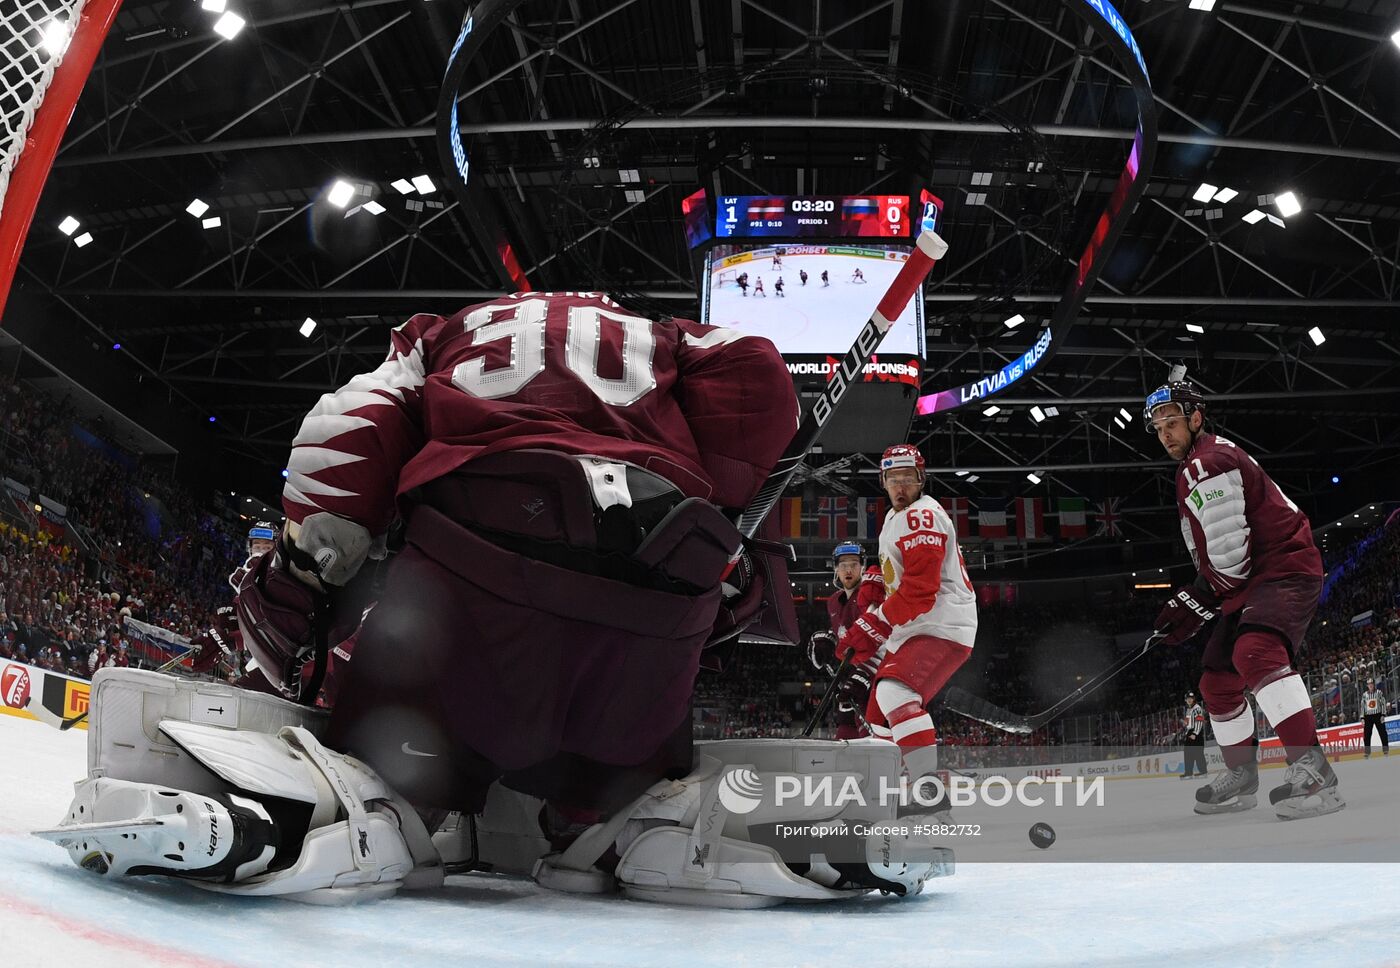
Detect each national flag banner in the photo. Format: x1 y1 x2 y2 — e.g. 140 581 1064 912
1058 497 1088 538
855 497 886 539
978 507 1009 540
939 497 971 539
746 198 786 219
817 497 850 540
1014 497 1046 542
1094 498 1122 537
778 497 803 538
122 616 192 666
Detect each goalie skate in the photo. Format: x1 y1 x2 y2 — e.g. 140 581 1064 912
1193 761 1258 815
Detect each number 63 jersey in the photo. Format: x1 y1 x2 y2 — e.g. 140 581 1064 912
877 495 978 649
280 292 798 535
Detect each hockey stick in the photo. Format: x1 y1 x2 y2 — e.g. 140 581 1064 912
802 649 855 738
941 631 1167 735
732 229 948 545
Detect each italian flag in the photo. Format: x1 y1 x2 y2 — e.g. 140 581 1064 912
1058 497 1088 538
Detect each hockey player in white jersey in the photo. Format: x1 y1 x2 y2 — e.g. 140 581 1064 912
837 444 977 799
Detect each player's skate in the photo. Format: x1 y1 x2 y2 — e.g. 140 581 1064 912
1193 760 1258 814
1269 747 1345 821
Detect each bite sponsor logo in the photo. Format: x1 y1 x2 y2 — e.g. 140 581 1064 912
2 664 31 709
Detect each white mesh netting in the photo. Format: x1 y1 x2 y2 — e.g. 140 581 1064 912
0 0 88 219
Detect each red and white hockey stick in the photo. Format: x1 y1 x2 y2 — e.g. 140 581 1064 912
732 229 948 545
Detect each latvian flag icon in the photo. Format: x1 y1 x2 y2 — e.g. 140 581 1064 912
746 199 786 219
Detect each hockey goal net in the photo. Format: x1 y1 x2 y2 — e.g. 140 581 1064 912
0 0 123 318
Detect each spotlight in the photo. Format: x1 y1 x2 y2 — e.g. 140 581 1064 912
1003 314 1025 329
212 11 245 39
1275 191 1302 217
299 317 318 337
1186 323 1205 334
1030 406 1046 423
73 232 93 248
1027 473 1042 484
1308 326 1326 346
1242 210 1266 224
411 175 436 195
1192 184 1216 203
982 405 1001 417
185 198 209 218
58 216 80 235
1331 476 1340 485
327 180 356 208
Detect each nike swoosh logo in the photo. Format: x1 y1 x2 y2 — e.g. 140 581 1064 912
401 742 437 758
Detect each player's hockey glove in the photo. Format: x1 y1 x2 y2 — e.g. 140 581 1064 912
234 537 327 702
1155 585 1220 646
839 609 892 667
808 630 839 675
837 663 875 713
189 605 238 674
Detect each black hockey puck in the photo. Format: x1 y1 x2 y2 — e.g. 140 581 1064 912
1029 822 1056 849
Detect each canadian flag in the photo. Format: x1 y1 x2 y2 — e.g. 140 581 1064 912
1014 497 1045 541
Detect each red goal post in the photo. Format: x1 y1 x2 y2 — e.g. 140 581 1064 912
0 0 123 320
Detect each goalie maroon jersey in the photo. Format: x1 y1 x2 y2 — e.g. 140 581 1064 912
281 291 798 533
1174 433 1322 605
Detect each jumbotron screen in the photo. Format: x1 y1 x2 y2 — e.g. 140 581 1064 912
700 242 924 357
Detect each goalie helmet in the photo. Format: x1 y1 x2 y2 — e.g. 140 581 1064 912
831 542 864 568
247 521 279 556
879 444 925 485
1143 381 1206 433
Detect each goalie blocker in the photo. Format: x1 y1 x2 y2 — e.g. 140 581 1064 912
36 669 952 907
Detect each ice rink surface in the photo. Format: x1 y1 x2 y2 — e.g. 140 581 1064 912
2 712 1398 968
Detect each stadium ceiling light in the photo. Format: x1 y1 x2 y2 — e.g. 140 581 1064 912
1212 187 1238 203
299 317 318 338
1192 183 1216 203
1186 323 1205 334
1275 191 1302 217
327 179 356 208
73 232 93 248
201 0 226 11
391 179 415 194
1242 209 1266 224
965 474 980 483
1392 28 1400 49
982 405 1001 416
1113 416 1127 430
363 200 386 215
185 198 210 218
1003 313 1025 329
1118 407 1132 421
1027 472 1042 484
1265 213 1285 227
213 12 245 39
1030 406 1046 423
411 174 436 195
41 18 71 56
1043 406 1059 417
1188 0 1216 9
201 216 222 229
1308 326 1326 346
58 215 80 236
955 470 968 477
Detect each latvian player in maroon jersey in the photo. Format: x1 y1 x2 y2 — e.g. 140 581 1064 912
1146 379 1343 820
808 541 885 738
837 444 978 812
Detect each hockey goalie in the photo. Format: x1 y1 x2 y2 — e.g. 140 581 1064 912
36 291 953 906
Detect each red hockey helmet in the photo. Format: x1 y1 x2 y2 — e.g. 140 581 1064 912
879 444 925 485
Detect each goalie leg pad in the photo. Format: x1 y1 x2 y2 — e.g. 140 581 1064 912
543 739 954 908
39 716 442 904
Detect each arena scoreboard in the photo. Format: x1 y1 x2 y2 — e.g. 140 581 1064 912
716 194 910 239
